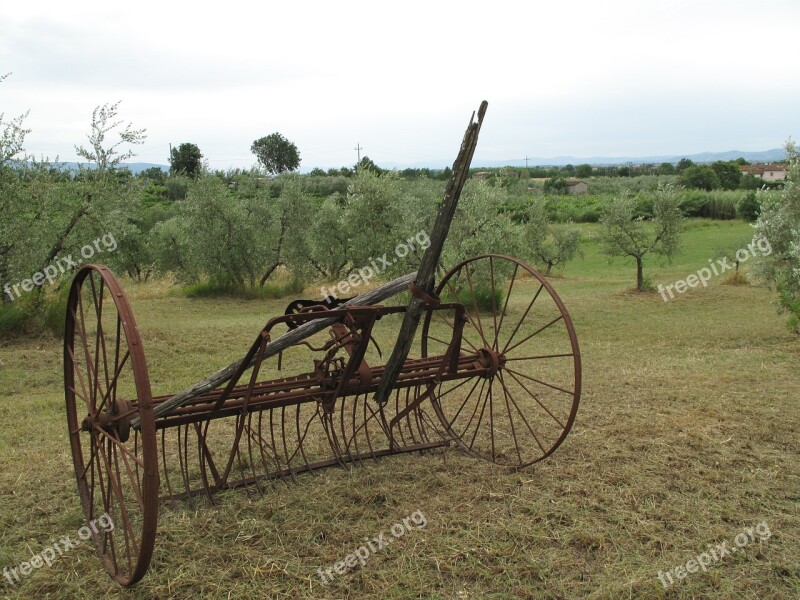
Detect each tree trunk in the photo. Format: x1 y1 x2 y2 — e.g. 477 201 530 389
636 256 644 291
260 212 287 287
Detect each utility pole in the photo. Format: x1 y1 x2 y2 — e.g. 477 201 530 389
524 155 530 169
355 143 363 163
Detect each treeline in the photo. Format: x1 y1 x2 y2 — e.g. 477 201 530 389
465 157 783 192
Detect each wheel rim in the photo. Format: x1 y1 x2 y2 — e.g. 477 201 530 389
422 254 581 467
64 265 158 585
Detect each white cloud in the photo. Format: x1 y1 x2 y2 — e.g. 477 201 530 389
2 0 798 169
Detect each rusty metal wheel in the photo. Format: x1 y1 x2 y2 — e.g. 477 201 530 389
421 254 581 468
64 265 158 585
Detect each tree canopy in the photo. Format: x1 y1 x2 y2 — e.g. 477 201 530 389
753 141 800 332
170 142 203 177
251 133 300 175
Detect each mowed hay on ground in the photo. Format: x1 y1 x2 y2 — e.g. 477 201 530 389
1 221 799 599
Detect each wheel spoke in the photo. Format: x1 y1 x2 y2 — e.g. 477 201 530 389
76 293 102 413
89 275 113 412
457 378 487 440
97 350 131 416
466 380 491 451
489 257 500 352
493 263 518 351
97 428 147 486
98 434 140 567
505 368 567 429
434 376 473 401
497 371 547 454
443 277 484 352
504 314 564 356
501 282 544 355
505 366 574 398
443 377 482 427
464 266 490 348
505 353 574 362
435 311 479 353
498 373 523 465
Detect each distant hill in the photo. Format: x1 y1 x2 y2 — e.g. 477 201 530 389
45 150 789 174
380 148 788 170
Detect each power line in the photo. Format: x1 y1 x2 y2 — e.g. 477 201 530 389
355 143 363 162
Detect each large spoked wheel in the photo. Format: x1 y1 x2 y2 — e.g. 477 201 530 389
64 265 159 585
422 254 581 468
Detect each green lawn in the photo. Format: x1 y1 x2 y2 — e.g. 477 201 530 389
1 219 798 599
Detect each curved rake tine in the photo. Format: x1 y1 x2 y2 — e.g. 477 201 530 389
280 406 301 484
244 412 265 495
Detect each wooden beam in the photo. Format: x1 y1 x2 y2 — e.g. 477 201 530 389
373 101 488 405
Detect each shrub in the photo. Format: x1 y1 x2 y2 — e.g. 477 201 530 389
723 270 749 286
736 191 761 221
164 177 188 200
578 209 601 223
679 190 708 217
0 303 28 335
444 284 504 314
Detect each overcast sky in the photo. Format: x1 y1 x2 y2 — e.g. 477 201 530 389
2 0 798 171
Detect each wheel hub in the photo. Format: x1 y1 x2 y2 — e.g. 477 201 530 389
476 347 506 378
81 398 132 443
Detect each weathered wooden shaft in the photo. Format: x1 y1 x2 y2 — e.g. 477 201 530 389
373 100 488 405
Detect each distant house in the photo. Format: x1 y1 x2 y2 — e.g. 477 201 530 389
566 180 589 194
739 163 787 181
472 171 492 180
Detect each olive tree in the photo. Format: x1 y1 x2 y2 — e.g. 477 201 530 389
342 169 406 277
151 174 316 287
75 101 146 173
524 199 582 275
301 194 352 279
441 179 521 270
752 141 800 332
0 73 30 167
599 185 684 291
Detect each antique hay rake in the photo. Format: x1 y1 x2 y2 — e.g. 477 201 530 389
62 103 582 585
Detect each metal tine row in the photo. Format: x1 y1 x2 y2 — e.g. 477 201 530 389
155 385 442 507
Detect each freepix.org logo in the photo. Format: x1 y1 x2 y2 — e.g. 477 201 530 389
658 235 771 302
3 513 115 586
3 233 118 302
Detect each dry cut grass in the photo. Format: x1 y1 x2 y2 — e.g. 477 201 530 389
1 235 799 599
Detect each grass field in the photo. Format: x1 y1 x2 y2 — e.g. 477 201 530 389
1 219 798 599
